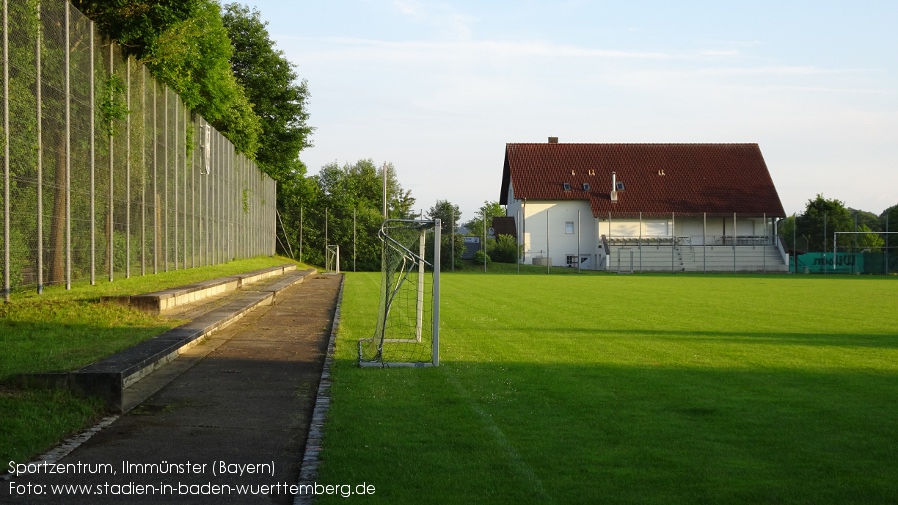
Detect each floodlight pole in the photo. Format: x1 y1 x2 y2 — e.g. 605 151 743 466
577 210 581 273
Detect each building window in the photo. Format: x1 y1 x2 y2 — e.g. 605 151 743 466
566 255 578 266
583 182 591 191
565 222 574 234
562 182 572 191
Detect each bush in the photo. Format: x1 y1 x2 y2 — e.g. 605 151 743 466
473 249 491 265
488 234 519 263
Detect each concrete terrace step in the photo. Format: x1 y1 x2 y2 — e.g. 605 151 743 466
108 264 298 314
16 267 317 413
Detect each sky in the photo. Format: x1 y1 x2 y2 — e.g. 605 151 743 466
245 0 898 222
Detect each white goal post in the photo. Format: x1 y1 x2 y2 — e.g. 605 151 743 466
832 231 898 271
358 219 441 367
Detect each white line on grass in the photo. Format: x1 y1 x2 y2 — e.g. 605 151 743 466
444 369 555 503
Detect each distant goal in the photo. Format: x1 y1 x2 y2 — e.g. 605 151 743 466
359 219 441 367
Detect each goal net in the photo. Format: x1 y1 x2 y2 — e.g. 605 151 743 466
359 219 441 367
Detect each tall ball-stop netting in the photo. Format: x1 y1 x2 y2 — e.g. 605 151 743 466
358 219 441 367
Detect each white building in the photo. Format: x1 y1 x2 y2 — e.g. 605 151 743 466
499 140 789 272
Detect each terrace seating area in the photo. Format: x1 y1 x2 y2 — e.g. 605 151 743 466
607 236 789 273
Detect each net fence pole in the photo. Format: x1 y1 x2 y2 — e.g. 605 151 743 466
433 218 441 366
299 205 303 263
545 210 549 274
64 2 71 290
636 212 643 272
140 66 146 276
108 43 114 282
35 5 43 293
823 212 827 275
793 213 797 273
125 56 131 278
732 212 737 273
833 231 837 271
88 28 95 284
190 113 195 268
672 212 676 273
577 210 581 273
163 86 169 271
173 90 178 270
703 212 707 274
2 0 8 301
152 79 157 274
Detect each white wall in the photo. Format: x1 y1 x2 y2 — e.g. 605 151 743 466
517 200 599 269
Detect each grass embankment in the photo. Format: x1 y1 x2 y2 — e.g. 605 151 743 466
320 272 898 504
0 256 304 464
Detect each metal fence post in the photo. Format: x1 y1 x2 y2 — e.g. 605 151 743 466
35 3 43 293
108 43 114 282
2 0 9 301
152 79 157 274
733 212 737 273
140 65 146 276
125 57 131 278
65 2 71 290
163 86 168 271
182 103 187 269
173 90 178 270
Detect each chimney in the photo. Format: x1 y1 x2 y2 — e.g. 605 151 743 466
548 136 558 144
610 171 618 202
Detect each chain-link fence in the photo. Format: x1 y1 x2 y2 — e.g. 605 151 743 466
1 0 276 299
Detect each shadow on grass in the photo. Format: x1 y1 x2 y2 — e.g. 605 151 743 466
507 326 898 349
319 356 898 505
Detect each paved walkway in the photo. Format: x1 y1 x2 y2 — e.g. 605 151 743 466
4 273 342 504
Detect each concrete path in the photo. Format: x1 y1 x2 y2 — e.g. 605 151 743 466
3 273 342 504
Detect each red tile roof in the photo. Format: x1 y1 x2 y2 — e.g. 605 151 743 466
500 143 786 218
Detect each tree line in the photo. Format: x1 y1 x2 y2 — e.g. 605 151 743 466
778 195 898 252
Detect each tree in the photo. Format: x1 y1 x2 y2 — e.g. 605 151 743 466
146 0 261 156
848 208 882 232
464 201 504 237
74 0 261 156
881 204 898 232
71 0 198 59
425 200 464 270
297 160 416 270
489 234 519 263
222 3 313 183
426 200 462 233
852 224 885 252
795 194 853 251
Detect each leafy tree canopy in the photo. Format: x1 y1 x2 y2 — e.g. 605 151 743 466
465 201 504 236
795 194 854 251
72 0 198 59
222 3 313 182
881 204 898 232
426 200 462 233
75 0 262 157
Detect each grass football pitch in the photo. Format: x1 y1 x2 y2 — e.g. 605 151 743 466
318 272 898 504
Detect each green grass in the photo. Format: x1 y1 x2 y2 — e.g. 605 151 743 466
318 272 898 504
0 255 305 464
